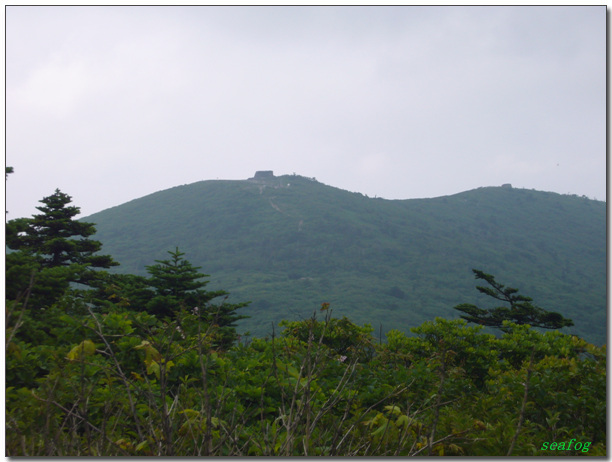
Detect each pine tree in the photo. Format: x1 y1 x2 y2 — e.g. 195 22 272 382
7 189 117 270
145 247 220 318
454 269 573 331
145 247 249 348
146 248 213 301
6 189 118 305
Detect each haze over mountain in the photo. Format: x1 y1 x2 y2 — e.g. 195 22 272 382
83 172 606 345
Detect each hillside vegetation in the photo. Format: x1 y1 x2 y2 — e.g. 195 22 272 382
84 173 605 345
6 173 606 456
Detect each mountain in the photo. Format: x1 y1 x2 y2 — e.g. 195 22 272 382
83 172 606 345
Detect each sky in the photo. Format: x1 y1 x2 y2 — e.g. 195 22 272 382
5 5 607 220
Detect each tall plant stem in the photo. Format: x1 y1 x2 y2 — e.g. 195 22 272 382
507 347 535 456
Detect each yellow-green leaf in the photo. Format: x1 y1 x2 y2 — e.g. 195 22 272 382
396 415 409 428
146 361 160 378
134 340 162 364
135 440 150 452
384 405 402 416
180 409 200 419
66 340 96 361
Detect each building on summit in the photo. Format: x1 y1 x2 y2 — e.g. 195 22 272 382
253 171 275 179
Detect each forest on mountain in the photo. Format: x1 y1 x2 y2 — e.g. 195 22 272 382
84 173 605 345
5 170 606 456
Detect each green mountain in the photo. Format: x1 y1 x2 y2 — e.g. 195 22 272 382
83 172 606 345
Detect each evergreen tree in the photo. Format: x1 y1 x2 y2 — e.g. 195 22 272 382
6 189 118 305
146 248 212 300
93 272 155 312
7 189 117 270
203 297 250 350
145 248 249 348
454 269 574 331
145 247 217 316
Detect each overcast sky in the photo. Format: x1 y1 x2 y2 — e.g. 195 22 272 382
6 5 606 220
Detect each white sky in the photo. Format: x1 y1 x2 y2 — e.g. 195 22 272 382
5 5 607 219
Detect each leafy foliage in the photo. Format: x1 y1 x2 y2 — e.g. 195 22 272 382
6 298 606 456
280 306 375 362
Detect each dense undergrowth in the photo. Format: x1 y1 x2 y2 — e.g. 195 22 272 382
6 299 606 456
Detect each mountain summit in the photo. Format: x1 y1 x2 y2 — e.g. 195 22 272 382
84 173 606 344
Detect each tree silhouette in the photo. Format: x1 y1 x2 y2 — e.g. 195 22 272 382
7 189 117 270
6 189 117 305
454 269 573 331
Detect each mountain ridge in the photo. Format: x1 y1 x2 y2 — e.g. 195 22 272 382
83 173 606 344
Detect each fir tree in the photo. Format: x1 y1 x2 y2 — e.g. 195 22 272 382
6 189 118 305
146 248 212 301
7 189 117 271
145 248 249 348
